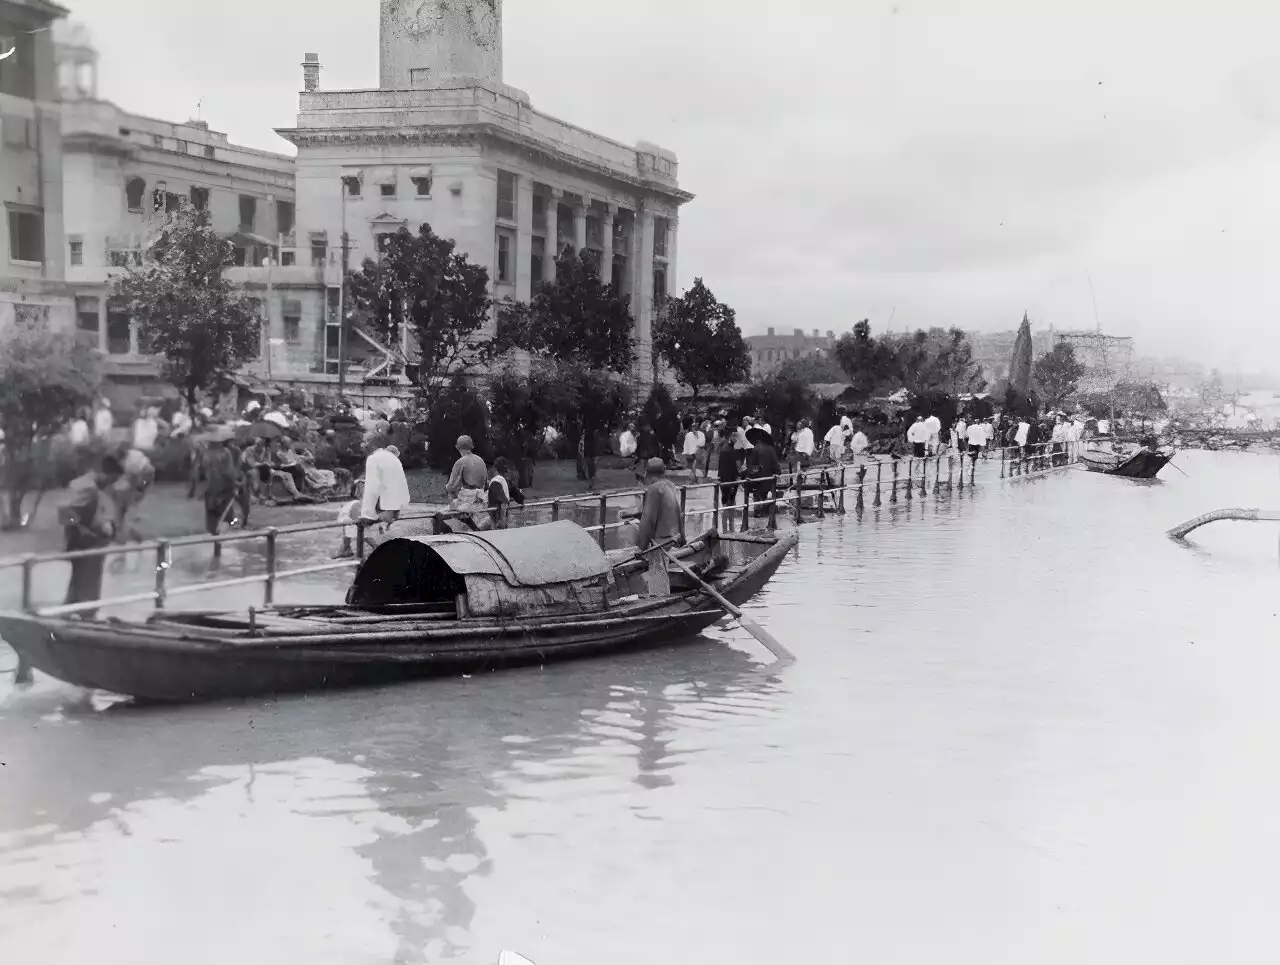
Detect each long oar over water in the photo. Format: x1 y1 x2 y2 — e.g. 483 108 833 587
662 548 793 662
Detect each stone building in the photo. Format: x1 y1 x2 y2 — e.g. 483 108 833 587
1 0 73 331
258 0 693 399
747 327 838 377
54 22 296 406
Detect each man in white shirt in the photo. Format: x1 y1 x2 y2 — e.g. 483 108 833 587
953 417 968 455
923 413 942 455
849 426 869 467
360 444 412 544
93 398 114 439
618 423 637 459
906 416 929 458
823 422 845 464
792 418 815 472
1097 417 1111 436
682 421 702 481
966 420 987 463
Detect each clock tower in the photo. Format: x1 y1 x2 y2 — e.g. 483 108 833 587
379 0 503 91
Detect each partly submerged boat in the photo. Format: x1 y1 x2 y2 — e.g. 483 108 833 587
1080 438 1174 479
0 521 797 703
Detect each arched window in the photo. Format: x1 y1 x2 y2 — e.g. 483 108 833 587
125 177 146 213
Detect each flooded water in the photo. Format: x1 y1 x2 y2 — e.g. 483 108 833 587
2 450 1279 965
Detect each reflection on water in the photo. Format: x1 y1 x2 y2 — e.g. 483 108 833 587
2 450 1280 964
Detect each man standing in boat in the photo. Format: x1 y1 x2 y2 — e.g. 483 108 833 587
631 457 684 552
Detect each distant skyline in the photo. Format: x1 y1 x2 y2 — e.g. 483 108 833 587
63 0 1280 371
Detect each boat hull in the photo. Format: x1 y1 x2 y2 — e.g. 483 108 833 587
0 532 798 702
1081 446 1172 479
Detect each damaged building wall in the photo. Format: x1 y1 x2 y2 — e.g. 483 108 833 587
379 0 503 90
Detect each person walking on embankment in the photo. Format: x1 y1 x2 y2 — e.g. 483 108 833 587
907 416 929 458
58 454 125 619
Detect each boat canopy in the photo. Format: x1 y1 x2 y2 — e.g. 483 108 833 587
347 520 614 616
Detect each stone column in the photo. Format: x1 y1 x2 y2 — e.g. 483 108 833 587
602 203 616 286
544 189 560 283
97 293 107 354
129 316 139 355
667 216 679 298
573 205 587 255
633 204 656 389
516 175 534 301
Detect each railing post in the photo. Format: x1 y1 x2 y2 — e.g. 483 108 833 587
919 457 928 497
839 466 848 515
264 528 278 607
933 456 941 495
1000 444 1006 478
958 453 965 490
873 461 882 507
680 484 688 526
946 454 954 491
741 488 751 533
816 469 826 519
597 493 608 548
154 541 170 609
890 459 899 503
713 479 722 531
793 470 803 521
767 481 778 531
970 451 977 485
552 499 561 522
905 459 913 502
20 555 34 613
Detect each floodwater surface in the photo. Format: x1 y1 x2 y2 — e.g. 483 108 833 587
1 450 1278 965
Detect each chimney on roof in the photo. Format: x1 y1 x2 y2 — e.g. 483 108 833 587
302 53 321 92
813 328 819 337
827 330 834 338
767 327 775 336
794 328 803 337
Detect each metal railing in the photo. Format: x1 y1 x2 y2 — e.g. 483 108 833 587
0 441 1079 618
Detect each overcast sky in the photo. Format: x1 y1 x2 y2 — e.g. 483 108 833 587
69 0 1280 372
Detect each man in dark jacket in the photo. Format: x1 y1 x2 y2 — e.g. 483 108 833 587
59 455 125 619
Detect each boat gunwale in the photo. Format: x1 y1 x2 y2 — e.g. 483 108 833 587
0 531 798 654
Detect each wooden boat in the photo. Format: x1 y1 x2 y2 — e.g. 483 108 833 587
1080 439 1174 479
0 521 797 703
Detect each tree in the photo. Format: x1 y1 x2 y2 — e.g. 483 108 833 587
774 351 846 385
832 320 899 398
1007 312 1034 396
1112 381 1167 419
0 318 101 528
487 365 577 466
1033 341 1085 408
423 375 491 471
641 383 682 456
734 376 816 437
652 278 750 400
496 247 635 374
115 207 261 411
347 223 495 418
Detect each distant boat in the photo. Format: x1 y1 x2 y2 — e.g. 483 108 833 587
1080 438 1174 479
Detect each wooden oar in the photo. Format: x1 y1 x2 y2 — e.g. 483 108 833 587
662 548 793 662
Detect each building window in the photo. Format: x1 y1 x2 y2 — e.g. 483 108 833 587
411 175 432 197
310 235 328 267
7 207 44 264
282 299 302 344
496 170 516 222
1 114 33 149
380 181 396 199
533 193 548 232
530 235 545 287
276 200 294 235
342 176 361 198
496 229 513 284
280 249 296 267
233 246 247 267
611 256 625 292
653 217 670 258
653 267 667 304
239 195 256 231
106 298 131 354
68 237 83 266
0 32 34 98
76 296 99 335
125 177 146 213
204 145 215 159
190 186 209 211
165 192 182 213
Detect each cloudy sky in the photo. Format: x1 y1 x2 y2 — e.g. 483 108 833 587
69 0 1280 371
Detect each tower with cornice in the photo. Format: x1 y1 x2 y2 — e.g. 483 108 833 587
380 0 503 90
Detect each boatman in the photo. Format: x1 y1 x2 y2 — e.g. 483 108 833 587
633 457 683 552
59 454 125 619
